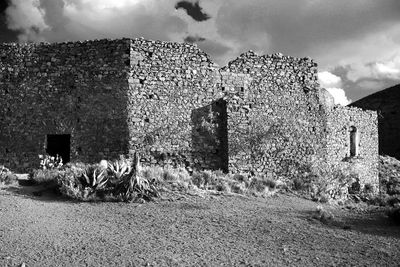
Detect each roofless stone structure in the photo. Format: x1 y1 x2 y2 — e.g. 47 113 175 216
0 38 378 189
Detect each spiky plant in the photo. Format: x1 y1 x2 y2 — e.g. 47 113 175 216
107 159 132 183
80 165 108 191
114 153 159 202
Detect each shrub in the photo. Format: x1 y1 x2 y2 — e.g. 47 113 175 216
80 165 108 190
30 169 62 185
379 155 400 195
113 155 159 202
363 183 375 194
292 162 357 202
249 176 275 191
57 164 91 201
141 165 164 184
107 157 132 183
230 181 247 194
232 173 248 183
114 171 159 202
56 155 161 202
0 166 18 185
192 170 213 189
213 179 231 193
39 154 63 170
141 165 192 192
57 162 113 201
192 170 241 192
163 166 191 183
386 177 400 195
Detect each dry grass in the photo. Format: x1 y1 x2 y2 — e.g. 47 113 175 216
13 156 283 201
30 169 61 186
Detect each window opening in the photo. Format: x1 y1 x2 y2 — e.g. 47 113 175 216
349 126 359 157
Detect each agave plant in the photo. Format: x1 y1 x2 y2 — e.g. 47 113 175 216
107 159 132 182
114 153 159 202
80 165 108 190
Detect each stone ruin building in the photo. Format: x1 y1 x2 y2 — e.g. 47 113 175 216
351 83 400 160
0 38 378 189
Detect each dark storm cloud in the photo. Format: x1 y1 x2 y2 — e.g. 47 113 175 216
184 35 205 43
0 0 18 42
0 0 8 12
175 1 210 22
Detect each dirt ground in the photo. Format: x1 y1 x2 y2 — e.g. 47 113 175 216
0 183 399 267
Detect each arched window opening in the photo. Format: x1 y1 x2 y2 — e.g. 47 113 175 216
350 126 359 157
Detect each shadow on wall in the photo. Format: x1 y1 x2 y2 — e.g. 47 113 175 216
191 98 228 172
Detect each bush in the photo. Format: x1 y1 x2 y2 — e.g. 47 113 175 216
0 166 18 185
213 179 231 193
113 170 159 202
247 176 277 197
230 181 247 194
30 169 62 186
58 155 160 202
58 163 93 201
39 154 63 170
162 166 192 188
379 155 400 195
232 173 248 183
192 170 215 189
79 165 108 195
291 162 357 202
141 165 164 184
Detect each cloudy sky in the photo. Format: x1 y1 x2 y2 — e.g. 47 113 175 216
1 0 400 105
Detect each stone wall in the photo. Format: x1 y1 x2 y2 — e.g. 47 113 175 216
350 84 400 160
325 106 379 188
125 38 250 170
223 51 326 178
0 37 379 186
0 39 131 170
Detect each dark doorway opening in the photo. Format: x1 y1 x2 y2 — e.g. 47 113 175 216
191 98 228 172
46 134 71 163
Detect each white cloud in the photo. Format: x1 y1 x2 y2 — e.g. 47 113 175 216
318 71 350 105
4 0 400 104
326 88 351 106
5 0 48 42
6 0 188 43
375 61 400 78
318 71 342 88
347 54 400 82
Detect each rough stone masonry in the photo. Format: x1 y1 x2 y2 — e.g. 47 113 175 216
0 38 378 189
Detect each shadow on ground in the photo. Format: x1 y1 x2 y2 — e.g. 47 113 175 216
300 207 400 239
1 183 68 203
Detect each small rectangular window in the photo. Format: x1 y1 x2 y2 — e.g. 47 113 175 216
350 126 359 157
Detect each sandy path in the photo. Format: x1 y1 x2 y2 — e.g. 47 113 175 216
0 184 399 266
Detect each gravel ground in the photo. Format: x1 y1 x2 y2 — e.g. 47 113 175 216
0 183 399 267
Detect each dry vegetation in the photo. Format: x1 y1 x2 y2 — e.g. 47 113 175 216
1 154 400 266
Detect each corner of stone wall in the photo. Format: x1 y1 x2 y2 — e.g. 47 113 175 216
325 105 379 193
